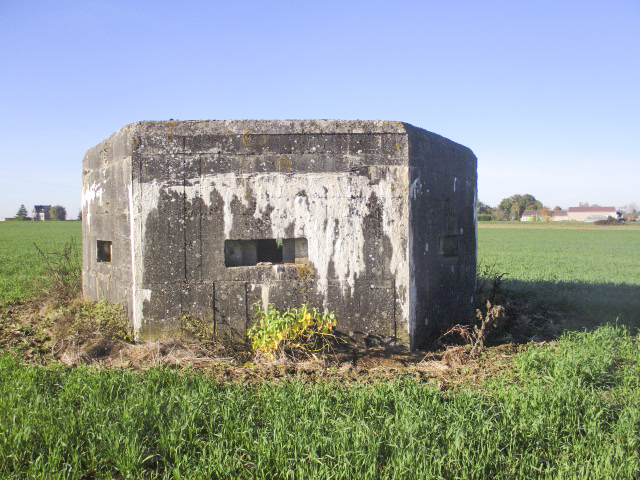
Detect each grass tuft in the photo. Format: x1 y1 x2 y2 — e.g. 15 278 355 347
33 237 82 302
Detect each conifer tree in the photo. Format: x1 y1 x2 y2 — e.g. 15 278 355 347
15 204 28 220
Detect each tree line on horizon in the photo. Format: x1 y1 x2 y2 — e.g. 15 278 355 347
12 204 80 221
478 195 639 221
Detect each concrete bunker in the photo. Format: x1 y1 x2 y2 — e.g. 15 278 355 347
82 120 477 349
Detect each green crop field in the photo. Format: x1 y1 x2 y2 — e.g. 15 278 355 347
1 221 640 478
478 222 640 284
478 222 640 330
0 221 81 302
1 324 638 478
2 220 637 303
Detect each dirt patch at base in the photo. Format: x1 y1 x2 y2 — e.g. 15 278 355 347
0 296 561 388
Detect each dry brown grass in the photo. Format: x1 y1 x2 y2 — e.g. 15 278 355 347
1 293 563 387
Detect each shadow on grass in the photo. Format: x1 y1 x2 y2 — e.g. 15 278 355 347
494 278 640 338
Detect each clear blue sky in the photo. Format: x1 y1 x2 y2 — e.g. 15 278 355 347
1 0 639 219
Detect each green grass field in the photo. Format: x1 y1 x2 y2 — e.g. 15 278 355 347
0 221 81 302
477 222 640 330
2 220 637 303
1 324 638 478
1 221 639 478
478 222 640 284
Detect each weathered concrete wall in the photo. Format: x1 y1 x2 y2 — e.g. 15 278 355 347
83 120 476 349
82 126 135 316
406 125 477 345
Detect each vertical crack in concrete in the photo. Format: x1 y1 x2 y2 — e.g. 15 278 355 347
128 172 140 334
212 282 217 335
182 156 187 283
243 282 250 332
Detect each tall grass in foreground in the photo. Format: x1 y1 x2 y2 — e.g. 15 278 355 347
1 324 638 479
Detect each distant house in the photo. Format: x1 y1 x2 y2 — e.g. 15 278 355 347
521 210 544 221
32 205 51 221
567 206 616 222
551 210 569 221
520 209 568 222
521 207 615 222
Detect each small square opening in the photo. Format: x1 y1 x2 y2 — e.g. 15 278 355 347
439 235 459 258
225 238 308 267
97 240 112 263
